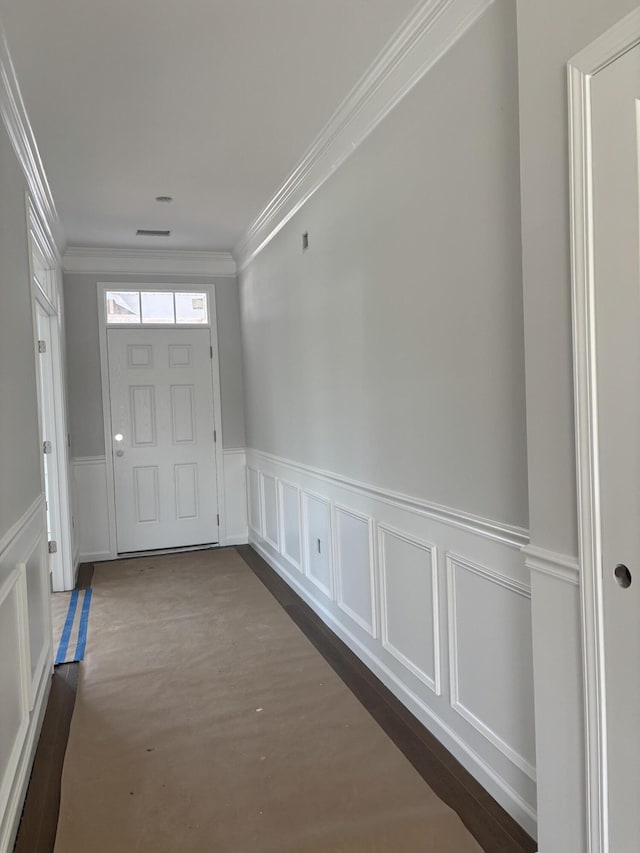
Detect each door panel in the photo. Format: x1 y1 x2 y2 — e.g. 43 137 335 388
107 328 218 552
591 43 640 848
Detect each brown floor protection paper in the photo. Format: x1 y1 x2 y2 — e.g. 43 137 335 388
54 550 483 852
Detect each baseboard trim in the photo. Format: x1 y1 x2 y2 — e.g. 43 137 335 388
78 551 111 563
249 534 537 836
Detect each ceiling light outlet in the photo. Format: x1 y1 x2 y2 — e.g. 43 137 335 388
136 229 171 237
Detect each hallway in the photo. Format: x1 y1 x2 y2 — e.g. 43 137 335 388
16 549 535 852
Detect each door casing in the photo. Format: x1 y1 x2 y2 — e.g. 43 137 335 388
568 8 640 852
97 281 226 557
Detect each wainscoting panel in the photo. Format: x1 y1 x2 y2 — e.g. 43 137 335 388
278 480 302 571
72 457 111 562
334 505 376 638
302 491 333 599
246 448 537 836
223 449 248 546
247 466 261 538
447 554 536 781
378 524 440 695
0 496 52 853
260 473 279 551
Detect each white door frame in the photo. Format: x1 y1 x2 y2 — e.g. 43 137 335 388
97 281 226 557
568 9 640 852
26 194 75 591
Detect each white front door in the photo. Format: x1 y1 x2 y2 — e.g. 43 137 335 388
590 41 640 849
107 327 219 553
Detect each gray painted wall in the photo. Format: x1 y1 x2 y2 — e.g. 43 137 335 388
63 273 246 457
240 0 528 529
0 119 42 532
517 0 637 559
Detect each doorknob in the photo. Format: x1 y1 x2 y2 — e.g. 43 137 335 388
116 449 124 457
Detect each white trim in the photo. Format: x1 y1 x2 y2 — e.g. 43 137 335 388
0 23 64 254
248 448 528 548
259 471 279 551
234 0 494 271
96 281 226 557
277 478 302 572
523 545 580 586
248 535 537 837
567 11 640 851
301 489 335 600
0 496 44 560
63 247 236 277
29 223 75 592
378 522 441 695
246 466 262 539
73 455 108 466
446 553 536 783
333 503 377 638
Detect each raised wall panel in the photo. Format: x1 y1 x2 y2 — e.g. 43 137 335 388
129 386 156 447
334 505 376 637
379 524 440 694
303 491 333 598
247 467 261 535
133 466 159 524
23 539 48 704
261 473 279 550
447 554 536 780
0 569 30 830
174 464 199 520
73 457 111 560
170 385 196 444
127 344 153 368
168 344 192 368
278 480 301 570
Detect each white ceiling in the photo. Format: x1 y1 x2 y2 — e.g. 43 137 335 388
0 0 418 251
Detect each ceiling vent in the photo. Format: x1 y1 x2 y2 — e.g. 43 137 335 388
136 229 171 237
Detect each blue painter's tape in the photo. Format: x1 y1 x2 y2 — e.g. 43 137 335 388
75 588 93 661
56 589 79 665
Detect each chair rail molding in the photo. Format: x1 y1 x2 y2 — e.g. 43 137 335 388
62 247 237 277
568 8 640 852
0 20 64 254
247 448 528 549
234 0 495 271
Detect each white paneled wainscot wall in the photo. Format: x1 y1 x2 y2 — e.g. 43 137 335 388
246 448 537 836
72 449 248 561
0 496 52 853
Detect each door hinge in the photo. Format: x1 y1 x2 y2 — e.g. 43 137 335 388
213 429 217 443
217 513 220 526
210 345 213 359
38 339 46 353
43 440 52 454
48 540 58 554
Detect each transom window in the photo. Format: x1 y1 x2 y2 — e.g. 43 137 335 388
105 290 208 325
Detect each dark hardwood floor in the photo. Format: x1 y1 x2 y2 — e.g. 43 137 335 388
237 545 537 853
14 550 536 853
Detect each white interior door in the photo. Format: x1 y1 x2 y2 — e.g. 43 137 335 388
591 42 640 849
35 302 60 579
107 327 219 553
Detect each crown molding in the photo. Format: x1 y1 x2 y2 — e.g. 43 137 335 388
62 247 237 278
234 0 494 272
0 21 64 256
